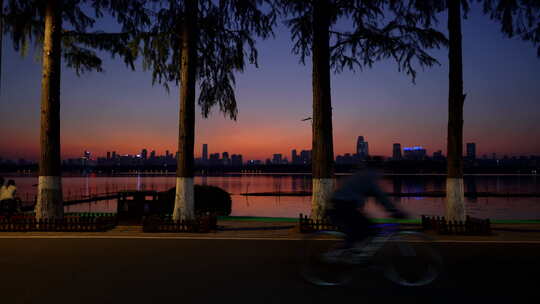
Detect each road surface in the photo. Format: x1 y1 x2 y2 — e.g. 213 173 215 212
0 238 538 303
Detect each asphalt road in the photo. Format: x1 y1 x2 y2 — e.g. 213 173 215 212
0 238 538 303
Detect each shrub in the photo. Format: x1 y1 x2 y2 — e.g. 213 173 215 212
158 185 232 216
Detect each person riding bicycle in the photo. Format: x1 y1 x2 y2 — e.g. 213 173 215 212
325 167 408 262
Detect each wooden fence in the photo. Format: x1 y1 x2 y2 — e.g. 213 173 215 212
142 213 217 233
0 214 118 232
421 215 491 235
298 213 340 233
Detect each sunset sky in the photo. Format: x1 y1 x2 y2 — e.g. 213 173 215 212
1 3 539 162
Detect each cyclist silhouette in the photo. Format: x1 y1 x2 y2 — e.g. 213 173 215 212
325 167 407 261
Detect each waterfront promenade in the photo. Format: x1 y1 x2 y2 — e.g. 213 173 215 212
0 219 539 303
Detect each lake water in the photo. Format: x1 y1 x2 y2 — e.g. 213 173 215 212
8 174 540 220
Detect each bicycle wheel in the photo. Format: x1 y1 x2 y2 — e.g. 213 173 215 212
301 230 354 286
376 231 443 287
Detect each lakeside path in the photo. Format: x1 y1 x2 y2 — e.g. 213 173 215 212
0 230 539 303
0 219 539 242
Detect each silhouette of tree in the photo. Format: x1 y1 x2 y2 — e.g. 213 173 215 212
1 0 4 92
280 0 447 219
444 0 539 221
136 0 276 220
1 0 148 219
481 0 540 57
445 0 467 222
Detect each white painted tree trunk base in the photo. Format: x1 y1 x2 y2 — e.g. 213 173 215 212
35 176 63 219
446 177 466 221
311 178 334 220
173 177 195 221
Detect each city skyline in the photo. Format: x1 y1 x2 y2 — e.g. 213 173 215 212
4 139 535 164
1 2 539 161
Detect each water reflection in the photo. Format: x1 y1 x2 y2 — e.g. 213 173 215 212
10 175 540 220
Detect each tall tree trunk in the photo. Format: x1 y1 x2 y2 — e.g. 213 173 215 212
1 0 4 92
173 0 198 221
35 0 63 220
446 0 466 222
310 0 334 220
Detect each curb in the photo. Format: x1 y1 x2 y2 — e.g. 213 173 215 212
0 235 539 244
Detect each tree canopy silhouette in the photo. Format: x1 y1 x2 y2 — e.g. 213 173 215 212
480 0 540 57
2 0 148 74
135 0 277 120
282 0 448 81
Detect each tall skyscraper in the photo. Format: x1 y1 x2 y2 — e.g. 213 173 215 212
392 143 402 160
356 136 369 159
106 152 111 160
466 143 476 160
112 151 117 159
291 149 297 164
202 144 208 162
165 150 170 159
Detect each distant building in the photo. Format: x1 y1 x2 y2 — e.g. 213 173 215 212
392 143 402 160
336 153 356 164
291 149 298 164
272 154 283 164
112 151 117 160
231 154 243 166
403 146 427 160
150 150 156 159
106 152 111 160
141 149 148 160
433 150 444 161
356 136 369 160
202 144 208 162
222 152 230 165
165 150 170 159
466 143 476 160
209 153 220 166
299 150 311 164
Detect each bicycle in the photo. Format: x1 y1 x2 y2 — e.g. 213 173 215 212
301 222 443 287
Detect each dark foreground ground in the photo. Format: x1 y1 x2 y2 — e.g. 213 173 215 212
0 239 538 304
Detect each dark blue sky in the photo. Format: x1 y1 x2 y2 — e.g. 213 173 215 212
1 2 539 161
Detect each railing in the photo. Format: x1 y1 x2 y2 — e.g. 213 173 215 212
421 215 491 235
298 213 340 233
142 214 217 233
0 214 118 232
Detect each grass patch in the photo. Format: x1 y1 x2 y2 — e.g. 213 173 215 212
218 216 420 224
217 216 298 223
